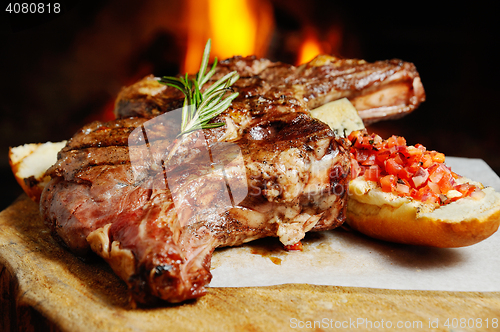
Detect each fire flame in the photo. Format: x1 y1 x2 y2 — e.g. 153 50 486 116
296 28 324 65
209 0 257 58
184 0 273 73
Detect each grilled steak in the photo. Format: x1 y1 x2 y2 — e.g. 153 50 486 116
40 54 424 304
41 114 349 303
116 55 425 124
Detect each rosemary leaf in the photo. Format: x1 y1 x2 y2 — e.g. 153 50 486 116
158 39 239 138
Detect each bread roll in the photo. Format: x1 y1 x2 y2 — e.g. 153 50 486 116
9 141 66 203
347 177 500 247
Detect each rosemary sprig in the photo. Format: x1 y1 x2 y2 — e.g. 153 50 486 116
158 39 239 137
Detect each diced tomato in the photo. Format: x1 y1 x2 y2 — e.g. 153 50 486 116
398 167 414 182
455 183 476 197
388 145 398 155
380 174 397 192
415 143 426 152
428 164 445 183
437 173 455 194
410 188 419 199
376 150 391 164
365 153 377 165
418 186 439 205
354 149 372 164
396 153 406 165
396 136 406 146
387 136 398 148
407 163 420 174
349 131 480 205
407 145 423 158
430 151 445 163
421 154 433 168
348 130 362 144
385 158 403 175
364 165 381 181
428 164 455 194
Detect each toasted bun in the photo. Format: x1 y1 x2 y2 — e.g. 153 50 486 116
346 177 500 247
9 141 66 203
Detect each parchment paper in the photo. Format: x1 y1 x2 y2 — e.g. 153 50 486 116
210 157 500 291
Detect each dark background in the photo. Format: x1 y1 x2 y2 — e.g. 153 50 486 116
1 0 499 210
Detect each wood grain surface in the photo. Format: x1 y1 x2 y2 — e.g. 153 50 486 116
1 194 500 332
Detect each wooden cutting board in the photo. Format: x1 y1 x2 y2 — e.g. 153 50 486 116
1 194 500 332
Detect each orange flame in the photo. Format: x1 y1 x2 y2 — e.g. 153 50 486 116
183 0 273 73
296 28 324 65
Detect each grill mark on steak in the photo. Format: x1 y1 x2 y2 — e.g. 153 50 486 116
60 117 147 150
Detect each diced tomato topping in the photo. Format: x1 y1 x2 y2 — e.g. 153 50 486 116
397 167 413 183
430 151 446 163
396 136 406 146
364 165 381 182
354 149 372 164
380 174 397 192
387 136 398 148
455 183 476 198
437 173 455 194
385 158 403 176
374 152 390 166
428 163 445 183
421 154 433 168
348 130 480 206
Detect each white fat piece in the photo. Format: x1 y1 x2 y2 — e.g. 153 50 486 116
87 224 136 282
276 213 322 246
217 116 239 142
310 98 365 137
